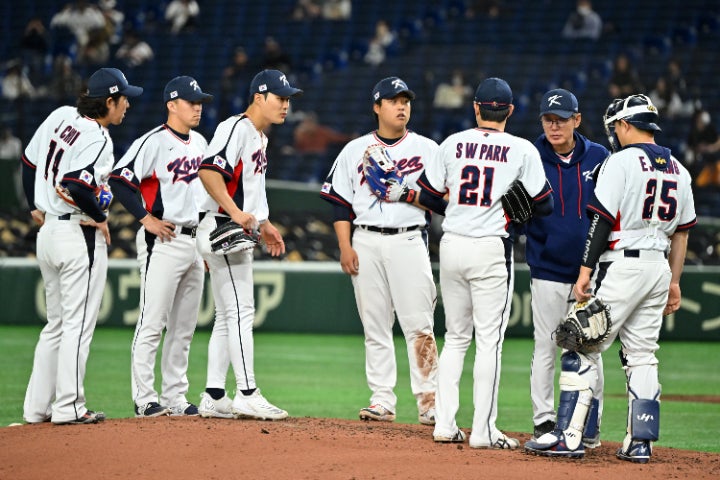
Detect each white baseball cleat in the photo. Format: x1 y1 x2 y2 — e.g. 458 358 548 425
198 392 234 419
470 432 520 449
418 407 436 425
358 404 396 422
433 428 466 443
231 390 288 420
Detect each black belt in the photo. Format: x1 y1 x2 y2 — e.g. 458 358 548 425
179 226 197 238
624 249 667 259
58 213 71 220
358 225 421 235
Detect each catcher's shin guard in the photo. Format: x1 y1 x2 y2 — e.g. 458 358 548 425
556 351 595 450
582 397 600 447
524 352 593 457
617 386 660 464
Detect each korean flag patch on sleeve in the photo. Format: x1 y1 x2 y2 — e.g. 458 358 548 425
79 170 94 186
121 167 135 181
213 155 227 169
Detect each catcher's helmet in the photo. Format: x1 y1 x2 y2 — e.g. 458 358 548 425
603 94 661 151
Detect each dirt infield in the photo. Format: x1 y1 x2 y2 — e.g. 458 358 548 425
1 417 718 479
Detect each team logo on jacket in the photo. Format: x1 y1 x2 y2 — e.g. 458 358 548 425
79 170 93 185
213 155 227 169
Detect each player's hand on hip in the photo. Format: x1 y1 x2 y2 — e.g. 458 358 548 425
30 209 45 227
140 214 176 242
81 218 112 245
260 221 285 257
339 247 359 276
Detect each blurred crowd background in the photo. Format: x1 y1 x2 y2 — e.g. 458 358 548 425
1 0 719 265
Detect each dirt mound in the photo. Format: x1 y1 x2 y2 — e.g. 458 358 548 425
2 416 718 479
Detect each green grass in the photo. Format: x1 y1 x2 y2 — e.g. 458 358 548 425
1 326 719 452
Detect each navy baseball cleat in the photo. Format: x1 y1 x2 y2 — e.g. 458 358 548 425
53 410 106 425
524 430 585 458
616 440 651 464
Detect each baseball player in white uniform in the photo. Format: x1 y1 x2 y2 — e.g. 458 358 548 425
21 67 142 425
109 76 212 418
320 77 446 425
525 94 696 463
417 78 553 447
195 70 300 420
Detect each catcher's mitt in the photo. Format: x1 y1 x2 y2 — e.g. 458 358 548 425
501 180 534 224
554 296 612 353
362 144 408 201
209 221 259 255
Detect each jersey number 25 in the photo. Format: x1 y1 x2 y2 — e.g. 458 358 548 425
643 179 677 221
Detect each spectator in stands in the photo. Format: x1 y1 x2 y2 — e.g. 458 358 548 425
0 124 23 210
648 76 693 120
687 109 720 188
49 55 83 105
98 0 125 45
466 1 504 18
261 37 293 72
1 60 37 101
50 0 106 49
364 20 397 67
165 0 199 35
433 70 473 109
20 17 50 84
293 111 354 155
321 0 351 20
0 125 22 161
115 30 154 68
292 0 321 20
664 58 689 100
561 0 603 41
607 53 643 99
220 46 252 118
77 27 110 66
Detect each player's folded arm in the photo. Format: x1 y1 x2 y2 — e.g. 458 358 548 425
21 158 37 208
415 172 448 216
532 181 554 217
108 176 148 220
64 181 106 222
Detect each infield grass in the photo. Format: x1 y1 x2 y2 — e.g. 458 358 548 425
1 326 718 453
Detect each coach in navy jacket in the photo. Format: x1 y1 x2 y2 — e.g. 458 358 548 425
524 88 609 445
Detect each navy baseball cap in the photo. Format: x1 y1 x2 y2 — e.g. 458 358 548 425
372 77 415 101
474 77 512 110
87 68 143 98
249 69 303 97
163 76 214 103
540 88 579 118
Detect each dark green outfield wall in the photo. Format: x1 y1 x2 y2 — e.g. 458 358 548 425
1 259 718 341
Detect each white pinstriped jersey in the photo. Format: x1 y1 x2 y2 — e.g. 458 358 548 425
589 144 696 252
111 124 208 227
22 106 114 216
320 130 438 227
421 128 549 238
198 115 270 222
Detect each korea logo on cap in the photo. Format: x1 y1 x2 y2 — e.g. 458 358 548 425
110 86 119 94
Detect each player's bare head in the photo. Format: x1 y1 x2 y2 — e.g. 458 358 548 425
474 77 513 123
248 69 302 106
371 77 415 124
603 94 660 150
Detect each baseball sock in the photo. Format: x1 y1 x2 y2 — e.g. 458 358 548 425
206 388 225 400
240 388 257 396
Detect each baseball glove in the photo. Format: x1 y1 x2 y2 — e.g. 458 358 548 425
554 296 612 353
55 182 113 212
501 180 534 224
362 144 408 201
209 221 259 255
